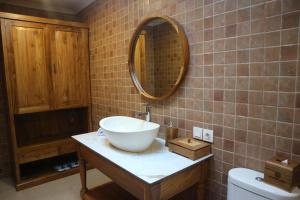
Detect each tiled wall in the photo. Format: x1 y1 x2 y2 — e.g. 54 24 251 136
86 0 300 199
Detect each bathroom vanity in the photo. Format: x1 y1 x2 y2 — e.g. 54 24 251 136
73 132 212 200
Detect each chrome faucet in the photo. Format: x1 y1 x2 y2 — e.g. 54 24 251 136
135 103 151 122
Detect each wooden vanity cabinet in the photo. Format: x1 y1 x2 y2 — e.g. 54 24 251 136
0 12 91 190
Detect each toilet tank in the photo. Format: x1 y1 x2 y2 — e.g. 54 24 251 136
227 168 300 200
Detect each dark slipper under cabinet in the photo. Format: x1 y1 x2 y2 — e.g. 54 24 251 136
19 153 79 187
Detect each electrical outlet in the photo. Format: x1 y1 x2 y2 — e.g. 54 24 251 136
203 129 213 143
193 127 203 140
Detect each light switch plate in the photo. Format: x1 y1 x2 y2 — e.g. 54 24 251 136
193 127 203 140
203 129 213 143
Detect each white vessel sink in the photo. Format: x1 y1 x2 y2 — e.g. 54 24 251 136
99 116 160 152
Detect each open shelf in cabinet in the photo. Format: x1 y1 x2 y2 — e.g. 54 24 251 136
18 153 80 190
13 107 90 190
14 107 89 147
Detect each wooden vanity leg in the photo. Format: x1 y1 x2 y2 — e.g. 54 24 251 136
144 184 160 200
197 161 209 200
197 183 205 200
78 147 88 199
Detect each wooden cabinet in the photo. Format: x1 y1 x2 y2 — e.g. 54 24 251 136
3 21 89 114
4 20 51 114
0 12 91 190
50 26 89 109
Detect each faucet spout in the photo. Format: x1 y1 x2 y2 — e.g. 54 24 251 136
135 104 151 121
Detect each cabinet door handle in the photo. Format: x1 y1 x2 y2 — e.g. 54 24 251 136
48 64 52 74
63 95 68 102
53 64 57 74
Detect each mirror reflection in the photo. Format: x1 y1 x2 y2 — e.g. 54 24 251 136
133 19 183 97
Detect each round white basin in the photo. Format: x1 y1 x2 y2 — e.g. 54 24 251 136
99 116 160 152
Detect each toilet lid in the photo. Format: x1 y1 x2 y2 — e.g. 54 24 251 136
228 168 300 200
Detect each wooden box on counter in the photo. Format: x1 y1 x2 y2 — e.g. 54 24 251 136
168 137 211 160
264 157 300 192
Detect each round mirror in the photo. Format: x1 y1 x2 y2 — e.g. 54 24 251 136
128 16 189 100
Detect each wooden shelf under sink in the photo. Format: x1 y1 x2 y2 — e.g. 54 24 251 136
83 182 137 200
83 182 198 200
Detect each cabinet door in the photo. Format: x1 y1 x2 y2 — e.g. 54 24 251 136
4 20 51 114
50 26 89 109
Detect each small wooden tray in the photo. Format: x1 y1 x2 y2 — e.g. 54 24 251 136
168 137 211 160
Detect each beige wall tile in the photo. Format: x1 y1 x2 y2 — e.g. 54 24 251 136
84 1 300 199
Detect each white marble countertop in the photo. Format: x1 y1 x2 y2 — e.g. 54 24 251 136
72 132 213 184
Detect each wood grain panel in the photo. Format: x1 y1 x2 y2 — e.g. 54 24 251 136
14 108 88 147
79 28 91 128
50 26 88 109
78 144 146 200
6 20 51 113
17 138 76 164
159 164 202 200
1 18 21 182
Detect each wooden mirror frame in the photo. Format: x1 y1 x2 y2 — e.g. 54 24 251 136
128 15 189 101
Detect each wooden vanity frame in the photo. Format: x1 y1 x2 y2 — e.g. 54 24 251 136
76 142 209 200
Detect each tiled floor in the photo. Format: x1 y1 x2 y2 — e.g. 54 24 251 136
0 169 111 200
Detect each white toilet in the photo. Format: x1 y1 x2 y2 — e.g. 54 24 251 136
228 168 300 200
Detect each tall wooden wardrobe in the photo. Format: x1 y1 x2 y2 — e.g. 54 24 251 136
0 13 91 190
